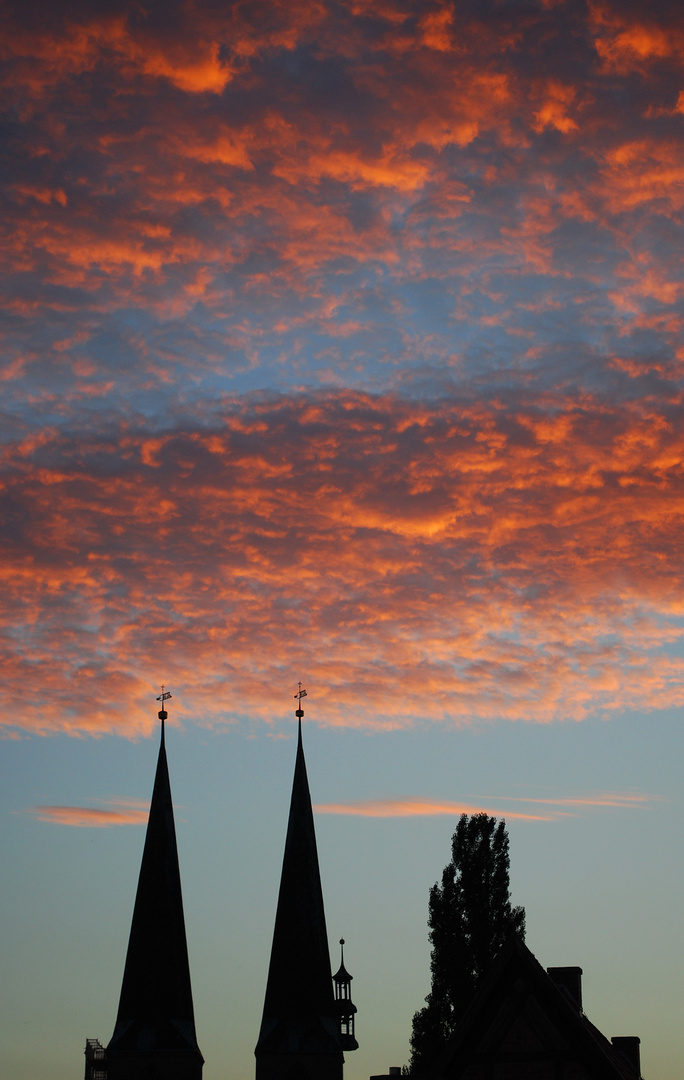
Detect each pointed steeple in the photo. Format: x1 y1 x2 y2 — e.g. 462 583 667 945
255 689 343 1080
106 695 203 1080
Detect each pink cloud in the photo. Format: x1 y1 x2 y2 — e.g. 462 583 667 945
314 792 657 819
1 391 684 736
27 799 149 827
315 798 553 821
2 2 684 739
497 793 657 809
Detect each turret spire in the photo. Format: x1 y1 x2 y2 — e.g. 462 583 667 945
255 687 344 1080
105 690 203 1080
334 939 358 1051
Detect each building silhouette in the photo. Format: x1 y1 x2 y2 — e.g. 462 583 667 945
85 706 203 1080
429 935 642 1080
84 693 644 1080
255 693 357 1080
85 690 357 1080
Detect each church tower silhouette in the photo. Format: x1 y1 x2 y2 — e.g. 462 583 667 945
85 688 356 1080
255 687 355 1080
93 694 203 1080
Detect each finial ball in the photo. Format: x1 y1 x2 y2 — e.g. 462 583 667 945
340 938 345 945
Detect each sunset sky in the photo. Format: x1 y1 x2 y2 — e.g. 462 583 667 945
2 0 684 1078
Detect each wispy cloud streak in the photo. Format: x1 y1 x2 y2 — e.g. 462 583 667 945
26 799 149 826
315 799 553 821
315 792 657 819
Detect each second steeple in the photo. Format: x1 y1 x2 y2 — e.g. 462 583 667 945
255 688 345 1080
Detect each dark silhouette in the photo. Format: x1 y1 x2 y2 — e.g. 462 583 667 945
409 814 525 1077
84 697 203 1080
430 936 642 1080
255 687 357 1080
333 939 358 1051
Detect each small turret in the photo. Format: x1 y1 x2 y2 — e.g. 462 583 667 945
333 939 358 1051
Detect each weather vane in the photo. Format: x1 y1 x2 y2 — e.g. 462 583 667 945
157 685 172 722
294 682 307 719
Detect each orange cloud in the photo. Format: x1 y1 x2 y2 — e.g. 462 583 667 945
419 6 454 53
0 3 325 98
314 791 655 819
315 798 552 821
4 0 684 351
599 139 684 214
533 82 579 135
1 391 684 736
27 799 149 826
484 793 657 810
3 2 684 742
590 4 684 73
1 15 233 98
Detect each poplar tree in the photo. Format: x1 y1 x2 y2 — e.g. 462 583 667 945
409 814 525 1076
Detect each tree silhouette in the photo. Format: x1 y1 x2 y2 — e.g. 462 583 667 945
409 814 525 1076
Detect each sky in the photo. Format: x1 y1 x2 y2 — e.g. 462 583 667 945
1 0 684 1077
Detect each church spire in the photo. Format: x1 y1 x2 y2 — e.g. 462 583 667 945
255 687 344 1080
105 691 203 1080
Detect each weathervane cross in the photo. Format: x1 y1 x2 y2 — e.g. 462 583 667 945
156 685 172 722
294 682 307 719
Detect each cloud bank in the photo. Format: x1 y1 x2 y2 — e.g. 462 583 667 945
3 0 684 422
2 390 683 735
2 1 684 735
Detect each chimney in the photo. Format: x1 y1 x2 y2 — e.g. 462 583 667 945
611 1036 641 1078
547 966 583 1011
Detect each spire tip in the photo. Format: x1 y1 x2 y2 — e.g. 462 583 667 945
294 682 307 721
156 685 172 736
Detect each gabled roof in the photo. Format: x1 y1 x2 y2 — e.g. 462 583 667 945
107 723 202 1060
255 719 341 1060
433 935 639 1080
